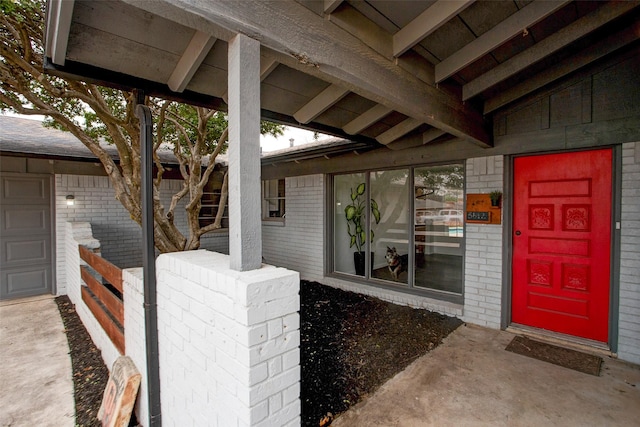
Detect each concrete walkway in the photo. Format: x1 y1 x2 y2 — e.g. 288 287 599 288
0 296 75 427
333 324 640 427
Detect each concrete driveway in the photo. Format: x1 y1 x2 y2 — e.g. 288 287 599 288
0 296 75 427
333 324 640 427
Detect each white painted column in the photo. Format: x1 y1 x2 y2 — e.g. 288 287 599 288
228 33 262 271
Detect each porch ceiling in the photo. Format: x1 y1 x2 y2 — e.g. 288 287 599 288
45 0 640 152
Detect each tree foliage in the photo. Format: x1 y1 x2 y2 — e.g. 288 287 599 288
1 0 284 253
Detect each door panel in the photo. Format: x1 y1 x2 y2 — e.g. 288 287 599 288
0 174 53 300
512 149 612 343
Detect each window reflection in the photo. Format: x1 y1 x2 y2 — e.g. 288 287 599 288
414 165 464 294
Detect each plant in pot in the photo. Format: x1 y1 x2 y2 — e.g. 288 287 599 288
344 182 381 276
489 190 502 207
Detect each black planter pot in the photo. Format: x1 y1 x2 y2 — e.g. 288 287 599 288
354 251 374 276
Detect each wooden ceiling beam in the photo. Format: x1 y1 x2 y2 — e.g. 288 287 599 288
168 31 216 93
126 0 491 146
386 128 446 151
324 0 343 15
393 0 474 58
466 0 639 101
343 104 392 135
45 0 75 66
435 0 570 83
293 84 350 124
484 17 640 113
376 117 422 145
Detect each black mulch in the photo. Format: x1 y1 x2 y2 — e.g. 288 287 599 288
55 281 462 427
54 295 110 427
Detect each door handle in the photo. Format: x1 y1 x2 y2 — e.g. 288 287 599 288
515 230 521 236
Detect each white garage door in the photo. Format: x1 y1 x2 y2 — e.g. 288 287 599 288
0 173 54 300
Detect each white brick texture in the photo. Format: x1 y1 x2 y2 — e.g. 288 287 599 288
619 142 640 364
55 175 229 293
463 156 503 329
262 175 324 281
155 250 300 427
64 222 121 369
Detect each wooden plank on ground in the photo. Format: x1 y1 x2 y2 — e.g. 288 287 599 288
81 266 124 324
82 286 125 354
79 245 123 292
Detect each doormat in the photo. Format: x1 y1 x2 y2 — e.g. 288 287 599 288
505 335 602 376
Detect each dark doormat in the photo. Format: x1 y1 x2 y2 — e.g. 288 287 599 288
506 335 603 376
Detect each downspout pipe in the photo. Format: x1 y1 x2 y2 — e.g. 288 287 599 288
135 95 162 427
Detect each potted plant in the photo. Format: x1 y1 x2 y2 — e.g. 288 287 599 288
489 190 502 207
344 182 381 276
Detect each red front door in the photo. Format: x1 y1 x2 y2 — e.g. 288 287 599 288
512 149 612 343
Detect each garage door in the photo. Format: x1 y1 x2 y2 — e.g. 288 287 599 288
1 173 53 300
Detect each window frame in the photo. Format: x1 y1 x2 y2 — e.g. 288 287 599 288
262 178 286 223
328 163 465 304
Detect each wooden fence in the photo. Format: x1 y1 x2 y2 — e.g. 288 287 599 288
79 245 125 354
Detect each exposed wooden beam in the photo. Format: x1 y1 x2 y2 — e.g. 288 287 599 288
324 0 343 15
423 128 447 144
343 104 392 135
293 84 350 124
127 0 491 146
168 31 216 93
45 0 75 66
484 18 640 113
376 118 422 145
466 0 639 101
393 0 474 58
386 128 446 151
435 0 570 83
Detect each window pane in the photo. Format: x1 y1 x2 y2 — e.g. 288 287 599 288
414 164 464 294
334 173 367 276
262 179 285 219
370 169 410 285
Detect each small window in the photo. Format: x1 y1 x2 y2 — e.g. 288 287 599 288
262 179 285 221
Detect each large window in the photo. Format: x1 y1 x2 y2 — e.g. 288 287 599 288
332 164 464 299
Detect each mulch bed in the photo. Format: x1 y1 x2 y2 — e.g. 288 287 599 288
55 295 110 427
55 281 462 426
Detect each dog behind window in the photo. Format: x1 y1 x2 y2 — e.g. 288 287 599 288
385 246 408 281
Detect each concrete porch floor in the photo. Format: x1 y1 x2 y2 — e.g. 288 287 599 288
0 296 75 427
333 324 640 427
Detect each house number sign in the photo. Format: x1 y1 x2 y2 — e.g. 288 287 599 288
467 211 490 222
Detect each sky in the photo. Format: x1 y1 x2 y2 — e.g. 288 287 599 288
1 111 326 153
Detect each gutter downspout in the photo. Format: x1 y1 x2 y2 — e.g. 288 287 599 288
135 94 162 427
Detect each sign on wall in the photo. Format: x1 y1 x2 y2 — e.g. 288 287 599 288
466 194 502 224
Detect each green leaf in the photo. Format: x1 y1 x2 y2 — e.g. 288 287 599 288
372 207 380 224
356 182 366 195
355 224 362 233
370 230 375 241
359 230 366 244
371 199 378 210
344 205 356 221
349 235 356 248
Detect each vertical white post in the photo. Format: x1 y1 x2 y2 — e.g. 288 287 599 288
228 33 262 271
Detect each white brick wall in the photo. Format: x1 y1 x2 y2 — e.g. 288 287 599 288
64 222 121 369
619 142 640 364
463 156 504 329
122 268 149 424
155 250 300 427
262 175 324 281
55 175 229 293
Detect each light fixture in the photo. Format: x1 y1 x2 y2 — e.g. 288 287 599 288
66 195 75 206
